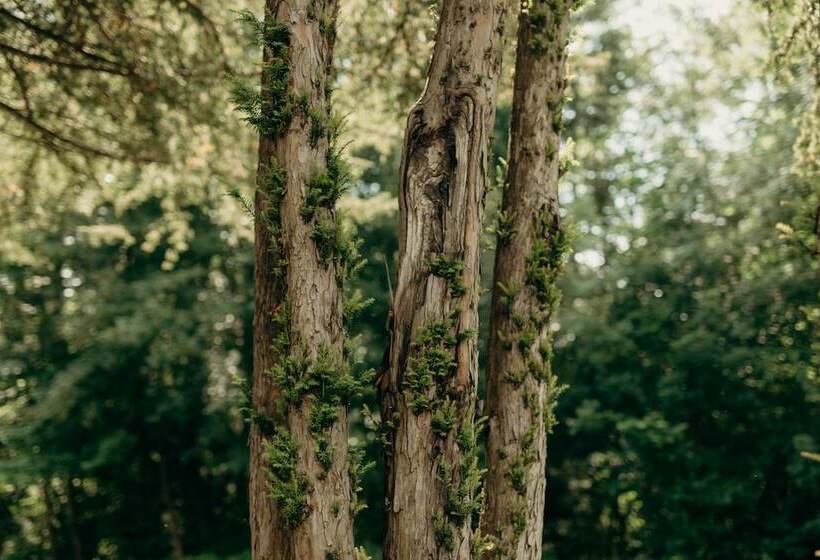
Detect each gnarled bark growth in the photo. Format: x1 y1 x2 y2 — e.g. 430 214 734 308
380 1 510 558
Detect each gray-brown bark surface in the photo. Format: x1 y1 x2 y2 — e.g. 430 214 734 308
380 1 510 558
249 1 356 559
480 2 573 558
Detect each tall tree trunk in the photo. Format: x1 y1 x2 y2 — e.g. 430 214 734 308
158 455 184 560
63 478 84 560
248 1 357 559
380 1 509 558
41 478 56 560
481 2 574 558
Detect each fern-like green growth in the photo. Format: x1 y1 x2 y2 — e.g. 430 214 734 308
428 255 467 297
263 427 310 527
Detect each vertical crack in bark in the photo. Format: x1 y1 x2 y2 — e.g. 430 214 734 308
382 1 510 558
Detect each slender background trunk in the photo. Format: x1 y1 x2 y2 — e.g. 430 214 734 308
380 1 509 558
41 478 56 560
63 478 84 560
481 2 573 558
249 1 356 558
159 455 184 560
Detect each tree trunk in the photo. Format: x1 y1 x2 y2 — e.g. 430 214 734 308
63 478 84 560
158 455 184 560
380 1 509 558
41 478 56 560
481 2 573 558
249 1 356 559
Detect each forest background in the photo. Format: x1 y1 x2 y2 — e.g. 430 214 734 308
0 0 818 558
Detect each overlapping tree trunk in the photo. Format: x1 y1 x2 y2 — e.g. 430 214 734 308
481 1 574 558
380 1 509 558
248 1 358 558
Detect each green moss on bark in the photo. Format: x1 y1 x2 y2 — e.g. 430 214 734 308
264 428 310 527
428 255 467 297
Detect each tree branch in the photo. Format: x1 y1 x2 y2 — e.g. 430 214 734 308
0 100 161 163
0 43 128 76
0 6 123 69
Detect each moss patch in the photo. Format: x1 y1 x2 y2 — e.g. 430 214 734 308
264 427 310 527
427 255 467 297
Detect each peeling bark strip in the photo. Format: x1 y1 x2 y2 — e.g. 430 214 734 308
481 1 574 558
249 1 358 559
381 1 510 558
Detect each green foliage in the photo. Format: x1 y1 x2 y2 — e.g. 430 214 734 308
427 255 467 297
263 156 289 200
496 281 522 316
754 0 820 260
525 211 570 309
504 368 526 387
315 435 334 474
362 404 398 454
308 106 329 147
494 211 515 244
231 11 296 139
544 5 820 558
310 218 358 267
403 317 459 414
543 361 568 432
319 13 338 43
235 373 276 436
266 303 373 474
354 547 374 560
343 290 375 325
507 426 537 496
236 9 289 48
0 0 227 164
3 1 820 559
296 345 371 465
302 168 347 222
264 428 310 527
433 511 456 551
558 137 578 178
0 188 254 558
521 0 573 56
438 415 485 522
300 123 367 276
349 445 375 516
257 149 289 279
511 506 527 538
302 117 350 222
431 399 458 437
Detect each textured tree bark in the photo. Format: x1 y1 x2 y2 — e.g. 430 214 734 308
481 2 573 558
249 1 355 559
380 1 509 558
